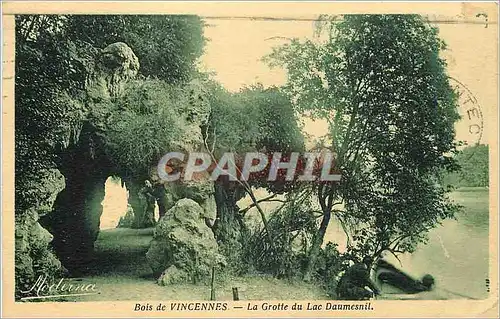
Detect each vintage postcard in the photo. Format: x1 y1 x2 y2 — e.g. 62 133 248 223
1 1 498 318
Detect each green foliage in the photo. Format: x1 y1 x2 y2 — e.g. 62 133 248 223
206 83 305 193
203 82 306 274
442 144 489 187
344 174 460 258
104 80 186 179
314 243 351 298
64 15 206 84
205 83 261 155
240 84 305 154
206 83 306 273
15 16 90 213
267 14 462 262
207 83 304 156
244 193 317 278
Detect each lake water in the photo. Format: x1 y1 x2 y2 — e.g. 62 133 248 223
325 188 490 300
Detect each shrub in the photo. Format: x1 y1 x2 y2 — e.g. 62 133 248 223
243 195 317 278
314 243 351 299
104 80 187 179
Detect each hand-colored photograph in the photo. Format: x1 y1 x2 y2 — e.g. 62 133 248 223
2 2 498 318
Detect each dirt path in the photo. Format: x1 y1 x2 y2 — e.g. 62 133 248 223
65 228 327 301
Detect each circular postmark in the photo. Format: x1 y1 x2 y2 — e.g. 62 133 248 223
449 77 484 147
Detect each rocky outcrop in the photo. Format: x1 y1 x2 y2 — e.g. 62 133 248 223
16 169 65 298
141 77 220 284
16 37 216 297
87 42 140 100
15 210 63 298
146 199 225 285
44 42 140 274
142 77 216 228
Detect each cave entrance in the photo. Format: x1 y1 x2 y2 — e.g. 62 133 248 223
100 176 159 230
86 176 160 278
100 176 128 229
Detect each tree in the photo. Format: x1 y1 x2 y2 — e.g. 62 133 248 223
204 83 305 269
267 14 461 280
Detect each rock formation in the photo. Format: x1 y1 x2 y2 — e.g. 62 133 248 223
146 199 225 285
16 38 220 294
40 42 140 274
15 169 65 297
139 77 225 284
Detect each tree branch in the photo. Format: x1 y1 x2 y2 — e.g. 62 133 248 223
239 193 281 216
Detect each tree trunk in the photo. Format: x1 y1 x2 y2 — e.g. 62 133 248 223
303 209 331 282
212 183 246 267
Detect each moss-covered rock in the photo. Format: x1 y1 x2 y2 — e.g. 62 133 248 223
39 42 140 275
15 168 65 299
87 42 140 100
161 180 217 220
146 198 225 285
158 265 189 286
15 209 62 299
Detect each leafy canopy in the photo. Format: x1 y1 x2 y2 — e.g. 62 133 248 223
207 83 305 156
65 15 206 84
205 83 305 192
267 14 462 258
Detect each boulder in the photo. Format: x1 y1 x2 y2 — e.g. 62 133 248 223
87 42 140 100
161 180 217 220
146 198 225 285
158 265 189 286
21 169 66 217
15 209 62 299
